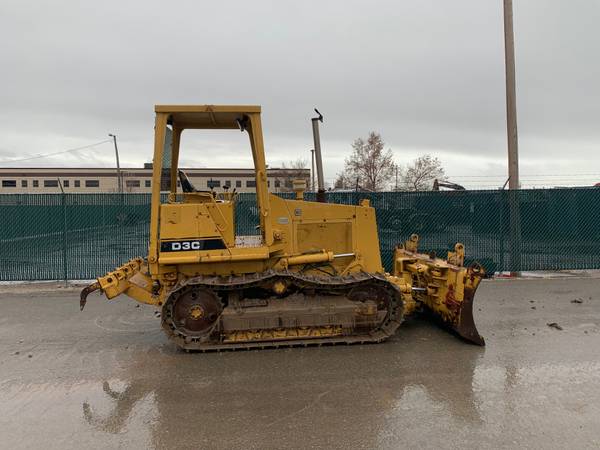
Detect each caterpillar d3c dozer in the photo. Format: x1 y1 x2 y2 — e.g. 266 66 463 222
80 105 485 351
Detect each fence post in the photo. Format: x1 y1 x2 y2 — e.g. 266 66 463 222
61 190 68 285
508 189 522 273
499 190 506 271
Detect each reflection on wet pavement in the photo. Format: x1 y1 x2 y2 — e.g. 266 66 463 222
73 341 483 449
0 278 599 449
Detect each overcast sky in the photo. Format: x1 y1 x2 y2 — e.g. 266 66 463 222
1 0 599 188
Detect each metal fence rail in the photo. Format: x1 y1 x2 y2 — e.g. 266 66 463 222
1 188 599 281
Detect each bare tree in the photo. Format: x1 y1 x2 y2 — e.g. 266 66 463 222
333 172 352 190
400 154 446 191
284 158 308 171
342 132 395 191
278 158 309 191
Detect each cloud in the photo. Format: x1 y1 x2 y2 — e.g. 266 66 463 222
0 0 599 187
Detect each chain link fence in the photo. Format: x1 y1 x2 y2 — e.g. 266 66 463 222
1 188 599 281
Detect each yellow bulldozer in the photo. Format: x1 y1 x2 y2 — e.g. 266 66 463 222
80 105 485 351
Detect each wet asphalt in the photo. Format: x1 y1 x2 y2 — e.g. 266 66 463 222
0 278 599 450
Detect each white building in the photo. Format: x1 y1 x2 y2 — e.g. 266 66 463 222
0 165 310 194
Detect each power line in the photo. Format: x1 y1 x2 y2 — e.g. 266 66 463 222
449 178 600 182
447 173 600 178
0 139 113 164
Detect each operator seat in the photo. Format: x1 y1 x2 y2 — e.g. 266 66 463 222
178 170 219 201
178 170 199 193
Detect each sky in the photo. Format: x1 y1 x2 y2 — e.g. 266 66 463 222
0 0 599 189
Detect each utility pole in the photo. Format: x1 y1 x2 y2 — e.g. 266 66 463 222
310 149 316 192
109 133 123 193
503 0 521 273
504 0 519 190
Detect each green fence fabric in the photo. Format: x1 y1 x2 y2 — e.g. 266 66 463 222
1 188 599 281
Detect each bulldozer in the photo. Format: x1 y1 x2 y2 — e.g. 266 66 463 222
80 105 485 351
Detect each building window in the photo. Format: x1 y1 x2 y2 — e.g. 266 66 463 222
33 180 39 187
275 180 281 188
21 180 27 188
63 180 69 188
246 180 256 188
224 180 231 188
285 179 293 189
2 180 16 187
236 180 242 188
126 179 140 188
145 180 151 188
74 180 80 188
85 180 100 188
207 179 221 189
44 180 59 188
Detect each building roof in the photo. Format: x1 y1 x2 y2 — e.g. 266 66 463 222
0 167 309 178
0 167 288 171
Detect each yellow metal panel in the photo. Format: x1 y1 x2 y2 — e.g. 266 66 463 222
247 114 271 246
285 198 355 221
354 202 383 272
296 222 352 255
149 113 168 276
280 196 382 273
268 194 293 247
159 200 234 247
155 105 261 114
169 127 182 193
160 203 221 239
154 105 262 130
205 202 234 247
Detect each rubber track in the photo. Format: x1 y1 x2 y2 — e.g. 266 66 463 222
161 270 404 352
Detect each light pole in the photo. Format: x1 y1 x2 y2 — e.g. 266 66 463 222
108 133 123 194
503 0 521 273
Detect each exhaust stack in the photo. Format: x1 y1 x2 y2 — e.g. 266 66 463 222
311 109 326 202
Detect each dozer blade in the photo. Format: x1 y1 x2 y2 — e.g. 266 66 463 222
451 281 484 346
391 235 485 346
414 264 485 346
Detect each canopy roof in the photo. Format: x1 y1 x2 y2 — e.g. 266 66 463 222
155 105 261 130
